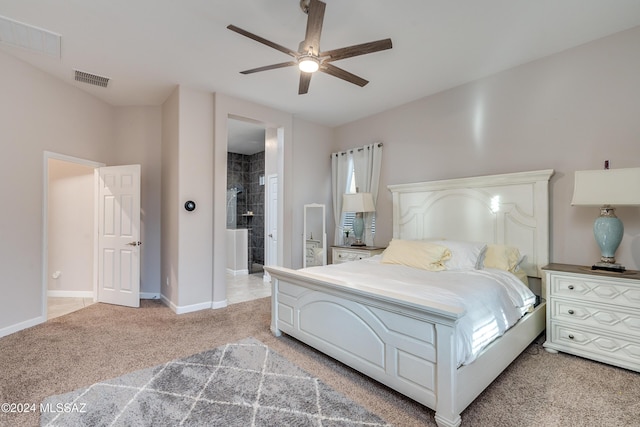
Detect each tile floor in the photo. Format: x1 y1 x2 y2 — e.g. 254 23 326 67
226 269 271 305
47 297 95 320
47 268 271 320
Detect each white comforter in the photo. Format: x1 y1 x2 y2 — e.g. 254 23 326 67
301 255 536 366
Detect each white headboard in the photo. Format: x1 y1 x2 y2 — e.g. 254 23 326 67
387 170 554 278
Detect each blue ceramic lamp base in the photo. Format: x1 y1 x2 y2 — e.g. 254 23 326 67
592 206 625 272
351 212 366 246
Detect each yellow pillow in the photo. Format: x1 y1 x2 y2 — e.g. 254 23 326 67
381 239 451 271
483 244 522 272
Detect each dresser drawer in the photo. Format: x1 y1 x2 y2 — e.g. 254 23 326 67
331 247 385 264
548 274 640 309
550 298 640 339
549 322 640 370
333 249 370 263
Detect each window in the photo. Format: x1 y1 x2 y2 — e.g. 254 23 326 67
341 162 375 235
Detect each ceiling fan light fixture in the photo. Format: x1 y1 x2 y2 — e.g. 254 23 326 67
298 55 319 73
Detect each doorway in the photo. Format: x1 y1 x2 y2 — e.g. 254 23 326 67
226 118 268 303
43 152 104 319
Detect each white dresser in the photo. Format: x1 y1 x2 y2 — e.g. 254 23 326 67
305 239 322 266
543 263 640 372
331 246 385 264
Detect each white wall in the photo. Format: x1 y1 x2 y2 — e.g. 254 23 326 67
0 51 164 336
291 119 334 269
334 26 640 270
0 51 116 335
161 87 316 312
113 106 162 296
47 159 94 294
213 93 294 305
178 88 214 309
161 87 180 307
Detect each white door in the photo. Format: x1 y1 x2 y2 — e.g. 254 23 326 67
265 174 278 278
96 165 141 307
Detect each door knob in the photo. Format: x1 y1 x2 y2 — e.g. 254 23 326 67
127 241 142 246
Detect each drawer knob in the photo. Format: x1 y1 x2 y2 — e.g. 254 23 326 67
568 285 574 290
568 334 575 340
568 309 575 315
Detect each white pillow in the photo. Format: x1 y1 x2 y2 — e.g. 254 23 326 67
381 239 452 271
430 240 487 271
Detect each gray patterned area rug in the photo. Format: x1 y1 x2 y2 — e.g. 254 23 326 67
41 337 390 427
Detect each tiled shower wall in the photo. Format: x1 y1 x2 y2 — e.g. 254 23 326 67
227 151 265 268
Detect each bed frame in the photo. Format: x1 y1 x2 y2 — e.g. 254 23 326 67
266 169 554 427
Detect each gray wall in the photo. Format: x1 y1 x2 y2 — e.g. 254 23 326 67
334 26 640 270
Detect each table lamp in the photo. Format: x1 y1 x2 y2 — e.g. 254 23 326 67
342 192 375 246
571 167 640 272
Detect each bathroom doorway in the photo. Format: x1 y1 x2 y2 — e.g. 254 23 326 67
226 118 267 302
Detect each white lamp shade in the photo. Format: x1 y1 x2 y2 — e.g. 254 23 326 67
342 193 375 213
571 168 640 206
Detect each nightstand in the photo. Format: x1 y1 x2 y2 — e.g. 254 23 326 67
331 246 385 264
542 263 640 372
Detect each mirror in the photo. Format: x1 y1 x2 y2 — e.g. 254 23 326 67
303 204 326 267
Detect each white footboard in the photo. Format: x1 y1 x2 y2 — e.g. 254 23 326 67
267 266 465 427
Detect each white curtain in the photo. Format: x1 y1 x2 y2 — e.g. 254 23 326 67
352 143 383 246
331 151 352 245
331 143 383 246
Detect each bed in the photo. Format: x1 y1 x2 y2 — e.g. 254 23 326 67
265 169 554 427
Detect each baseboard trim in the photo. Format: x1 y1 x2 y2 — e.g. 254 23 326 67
174 301 214 314
140 292 161 300
47 291 161 300
211 299 228 309
159 294 227 314
47 290 93 298
159 294 177 313
0 315 46 338
226 268 249 276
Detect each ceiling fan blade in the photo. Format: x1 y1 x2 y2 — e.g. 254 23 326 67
321 63 368 87
227 25 298 57
240 61 297 74
321 38 392 62
301 0 326 55
299 72 312 94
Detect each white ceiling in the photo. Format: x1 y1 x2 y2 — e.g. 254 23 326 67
1 1 639 128
228 118 265 156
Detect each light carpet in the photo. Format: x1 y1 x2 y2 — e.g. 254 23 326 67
40 337 389 427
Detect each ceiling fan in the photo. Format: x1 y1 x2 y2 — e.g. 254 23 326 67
227 0 392 95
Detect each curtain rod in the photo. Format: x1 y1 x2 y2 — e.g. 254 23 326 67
331 142 383 158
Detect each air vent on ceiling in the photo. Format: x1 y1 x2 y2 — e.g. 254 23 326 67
0 15 61 58
74 70 109 88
